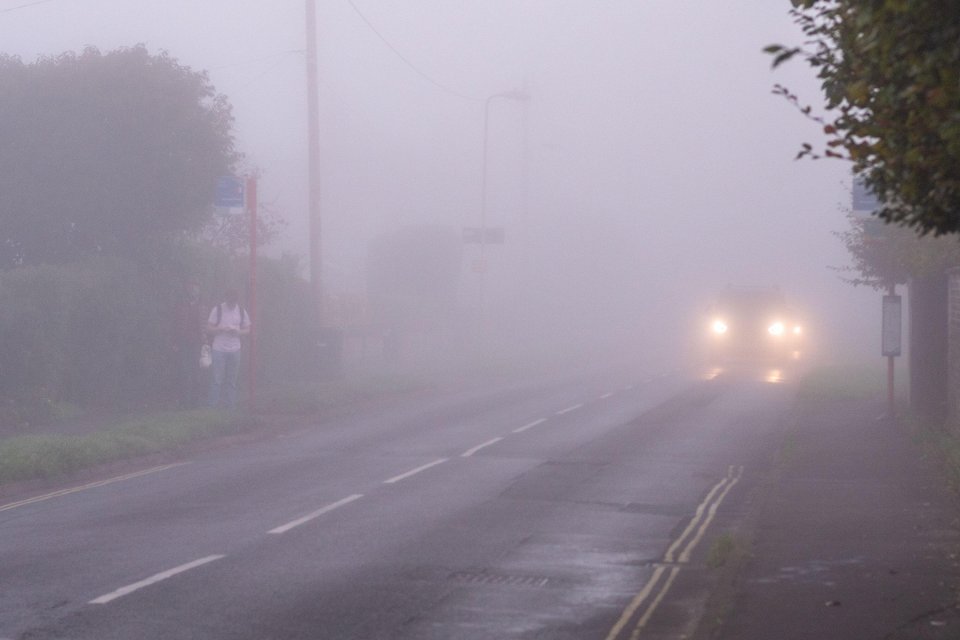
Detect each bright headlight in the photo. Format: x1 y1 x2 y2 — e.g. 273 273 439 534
711 319 728 335
768 321 785 336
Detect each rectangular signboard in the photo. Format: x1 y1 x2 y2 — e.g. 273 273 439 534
463 227 506 244
882 294 902 357
215 176 245 210
853 175 880 214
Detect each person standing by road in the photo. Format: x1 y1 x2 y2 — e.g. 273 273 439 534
206 288 251 409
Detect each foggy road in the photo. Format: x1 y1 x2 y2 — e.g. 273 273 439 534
1 367 796 640
0 0 932 636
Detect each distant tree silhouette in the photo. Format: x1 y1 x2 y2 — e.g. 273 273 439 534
0 45 238 268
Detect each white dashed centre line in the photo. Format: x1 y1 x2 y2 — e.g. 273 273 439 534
384 458 448 484
512 418 547 433
555 403 583 416
89 555 225 605
599 392 615 399
460 437 504 457
268 494 364 534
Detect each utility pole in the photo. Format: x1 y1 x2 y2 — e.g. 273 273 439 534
246 176 258 413
478 89 528 335
520 76 530 251
305 0 323 326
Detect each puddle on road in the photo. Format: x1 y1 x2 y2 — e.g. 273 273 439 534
753 556 866 585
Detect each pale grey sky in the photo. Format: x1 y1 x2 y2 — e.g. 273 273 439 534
0 0 876 359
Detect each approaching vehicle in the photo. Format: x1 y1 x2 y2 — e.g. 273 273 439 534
704 286 803 363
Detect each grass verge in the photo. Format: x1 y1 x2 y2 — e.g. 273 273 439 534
796 363 888 401
0 372 433 488
706 532 741 569
902 412 960 496
0 409 254 486
691 523 757 640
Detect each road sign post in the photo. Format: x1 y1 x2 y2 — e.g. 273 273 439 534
882 292 901 417
463 227 506 244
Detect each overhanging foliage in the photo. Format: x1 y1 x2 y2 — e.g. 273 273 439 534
769 0 960 235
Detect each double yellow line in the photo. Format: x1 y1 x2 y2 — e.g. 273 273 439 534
606 465 744 640
0 463 188 513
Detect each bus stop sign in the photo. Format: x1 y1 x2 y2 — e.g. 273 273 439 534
882 294 902 357
215 176 245 209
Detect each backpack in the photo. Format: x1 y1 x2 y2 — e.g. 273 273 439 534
214 303 248 328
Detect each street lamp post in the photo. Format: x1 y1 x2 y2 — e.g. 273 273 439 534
305 0 322 327
479 89 529 333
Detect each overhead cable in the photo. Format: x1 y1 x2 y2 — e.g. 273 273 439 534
0 0 59 15
343 0 482 102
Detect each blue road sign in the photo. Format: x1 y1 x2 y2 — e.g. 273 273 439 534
853 176 880 212
215 176 245 208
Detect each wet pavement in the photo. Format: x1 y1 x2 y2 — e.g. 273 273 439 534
714 395 960 640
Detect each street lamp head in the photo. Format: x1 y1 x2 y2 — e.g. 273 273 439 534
499 89 530 102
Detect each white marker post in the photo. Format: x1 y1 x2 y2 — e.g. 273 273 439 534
882 292 902 417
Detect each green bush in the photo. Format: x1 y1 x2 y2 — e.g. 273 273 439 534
797 364 886 401
0 248 319 429
0 257 174 413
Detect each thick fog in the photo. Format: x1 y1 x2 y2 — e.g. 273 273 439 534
0 0 878 370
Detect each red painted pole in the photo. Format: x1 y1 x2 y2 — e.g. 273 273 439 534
888 354 895 417
247 177 258 413
887 282 896 418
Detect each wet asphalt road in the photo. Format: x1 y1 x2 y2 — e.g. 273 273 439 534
0 365 796 639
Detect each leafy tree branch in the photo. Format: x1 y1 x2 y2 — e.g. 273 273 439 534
769 0 960 236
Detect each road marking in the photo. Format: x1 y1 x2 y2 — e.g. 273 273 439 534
460 437 504 457
623 384 635 391
384 458 448 484
629 566 681 639
0 463 190 513
512 418 547 433
608 466 743 639
678 466 742 563
604 565 667 640
555 403 583 416
89 554 225 605
599 392 615 399
663 474 731 564
268 494 364 534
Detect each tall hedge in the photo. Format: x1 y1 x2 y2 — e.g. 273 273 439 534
0 257 171 427
0 251 316 427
